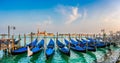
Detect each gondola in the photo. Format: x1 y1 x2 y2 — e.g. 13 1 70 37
11 38 38 55
75 39 96 51
14 39 21 44
64 39 86 53
87 38 106 48
30 39 44 55
56 40 70 56
96 38 111 47
45 39 55 59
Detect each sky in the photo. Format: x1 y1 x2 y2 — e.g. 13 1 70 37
0 0 120 34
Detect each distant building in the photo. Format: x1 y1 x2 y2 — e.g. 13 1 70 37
27 32 36 36
47 33 54 36
37 29 54 36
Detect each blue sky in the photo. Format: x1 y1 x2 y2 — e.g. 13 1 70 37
0 0 120 34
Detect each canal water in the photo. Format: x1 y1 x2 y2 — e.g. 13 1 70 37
0 36 120 63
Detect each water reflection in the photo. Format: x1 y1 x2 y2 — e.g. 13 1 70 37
14 53 27 63
30 51 42 63
71 50 87 63
45 52 55 63
56 49 70 63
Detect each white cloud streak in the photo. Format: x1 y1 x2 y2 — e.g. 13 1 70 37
56 5 82 24
65 7 81 24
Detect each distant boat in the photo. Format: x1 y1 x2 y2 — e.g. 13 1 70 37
45 39 55 59
76 39 96 51
96 38 111 47
56 40 70 56
11 38 38 55
64 39 86 53
87 38 106 48
28 39 44 56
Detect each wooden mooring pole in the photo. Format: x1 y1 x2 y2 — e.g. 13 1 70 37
87 34 89 38
86 38 88 52
69 33 71 40
93 34 97 50
56 32 58 41
53 35 56 43
44 32 46 58
79 34 80 40
18 34 21 47
8 26 10 38
0 40 1 50
37 31 39 40
12 35 15 50
68 33 71 49
61 34 63 43
24 34 26 46
75 33 77 39
30 32 33 42
56 32 58 48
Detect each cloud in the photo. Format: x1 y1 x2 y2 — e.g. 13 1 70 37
56 5 82 24
65 7 81 24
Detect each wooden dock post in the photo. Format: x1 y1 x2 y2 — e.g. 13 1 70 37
18 34 21 47
68 33 71 49
53 35 56 43
86 38 88 52
12 35 15 50
0 42 1 50
7 39 9 50
8 26 10 38
56 32 58 48
87 34 88 38
44 31 46 57
86 34 89 52
0 41 1 50
36 30 39 40
79 34 80 40
56 32 58 41
30 32 33 42
93 34 95 38
61 34 63 42
75 33 77 39
24 34 26 46
69 33 71 40
81 34 83 39
93 34 97 50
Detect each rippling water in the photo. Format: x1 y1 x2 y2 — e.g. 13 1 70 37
0 36 120 63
